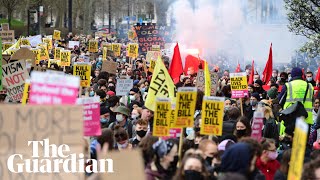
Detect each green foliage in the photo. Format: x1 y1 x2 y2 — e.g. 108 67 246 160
0 18 24 28
284 0 320 57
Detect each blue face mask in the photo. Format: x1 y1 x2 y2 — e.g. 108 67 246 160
100 118 108 123
140 88 146 94
89 91 95 97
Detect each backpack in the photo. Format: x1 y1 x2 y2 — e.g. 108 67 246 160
263 118 280 145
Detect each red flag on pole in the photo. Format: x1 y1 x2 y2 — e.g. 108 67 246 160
169 43 184 84
302 68 306 80
262 43 273 84
248 60 255 85
316 66 320 85
235 63 241 72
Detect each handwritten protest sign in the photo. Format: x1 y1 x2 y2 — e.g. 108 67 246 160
60 50 71 66
116 78 133 96
55 47 62 60
42 38 52 50
173 87 197 128
200 96 224 136
77 97 101 136
0 105 83 180
78 55 90 63
89 40 98 53
0 30 14 42
53 29 61 40
39 43 49 60
196 70 205 92
112 43 121 57
68 41 80 49
288 118 308 180
102 60 117 74
73 62 91 87
145 58 176 111
2 60 29 102
153 98 171 137
31 48 41 65
29 71 80 104
230 72 248 98
27 34 42 47
210 72 219 96
134 24 172 52
128 43 139 58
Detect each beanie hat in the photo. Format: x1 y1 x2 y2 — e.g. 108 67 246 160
133 80 140 86
100 106 110 115
291 67 302 78
107 91 115 97
251 92 260 101
114 106 130 116
267 88 278 99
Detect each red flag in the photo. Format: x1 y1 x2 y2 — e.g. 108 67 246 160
302 68 306 80
316 66 320 84
184 55 205 75
169 43 184 84
235 63 241 72
262 43 273 84
248 60 254 85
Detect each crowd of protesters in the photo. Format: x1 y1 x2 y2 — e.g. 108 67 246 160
2 32 320 180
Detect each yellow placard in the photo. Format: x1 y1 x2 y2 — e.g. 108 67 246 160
8 48 18 55
200 96 224 136
43 38 52 50
128 43 139 58
128 30 134 40
103 47 107 60
54 47 62 60
73 63 91 87
31 48 41 65
149 60 156 73
48 59 61 68
3 42 13 51
173 87 197 128
145 57 176 111
153 99 171 137
89 40 98 53
39 44 49 61
288 118 308 180
53 30 61 40
152 45 161 52
60 50 71 66
169 106 176 128
230 72 249 98
21 80 30 105
20 38 30 46
146 51 161 62
112 43 121 57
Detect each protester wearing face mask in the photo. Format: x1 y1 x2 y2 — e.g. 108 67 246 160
234 116 252 140
114 125 132 151
224 99 232 112
256 138 280 180
129 88 144 105
108 106 134 138
253 80 266 99
130 108 141 123
198 139 219 176
173 154 209 180
271 69 279 83
306 71 316 86
100 106 111 128
129 119 148 148
145 140 178 180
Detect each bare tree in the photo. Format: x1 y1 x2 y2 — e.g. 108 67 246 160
1 0 20 27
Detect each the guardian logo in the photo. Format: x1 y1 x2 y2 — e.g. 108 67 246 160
7 139 114 173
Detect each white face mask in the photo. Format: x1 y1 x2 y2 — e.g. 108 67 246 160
116 114 124 122
307 77 313 81
117 141 128 149
131 114 138 119
130 95 136 101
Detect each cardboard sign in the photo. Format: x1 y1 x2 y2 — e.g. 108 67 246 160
21 38 31 46
153 98 171 137
200 96 224 136
29 71 80 104
60 50 71 66
76 97 101 136
251 109 264 141
101 150 145 180
288 118 308 180
230 72 248 98
196 70 205 92
0 30 14 42
73 63 91 87
0 38 2 90
173 87 197 128
128 43 139 58
10 48 35 62
68 41 80 49
210 72 219 96
116 78 133 96
89 40 98 53
31 48 41 65
0 105 83 180
39 44 49 60
42 38 52 50
1 23 9 31
2 60 29 102
53 30 61 40
112 43 121 57
134 24 173 52
146 51 161 62
55 47 62 60
152 45 161 51
102 60 117 74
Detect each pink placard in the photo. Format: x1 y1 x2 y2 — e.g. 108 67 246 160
231 90 249 98
162 128 182 140
29 71 80 105
77 97 101 136
251 116 264 142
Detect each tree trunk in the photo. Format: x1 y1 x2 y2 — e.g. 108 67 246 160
8 10 12 27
